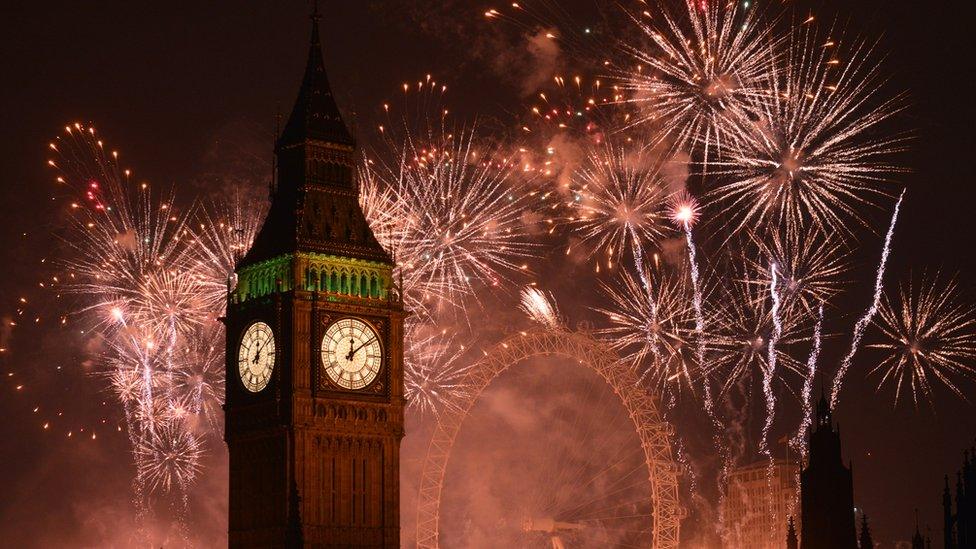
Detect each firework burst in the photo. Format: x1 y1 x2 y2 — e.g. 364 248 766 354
522 75 624 140
135 421 205 494
403 326 472 418
708 24 908 238
45 123 258 516
595 265 696 389
868 274 976 407
172 325 226 432
617 0 783 160
566 140 672 271
364 83 537 313
745 226 851 316
191 196 264 312
519 286 562 329
706 271 808 397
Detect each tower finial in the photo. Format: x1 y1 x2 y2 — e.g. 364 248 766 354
309 0 322 47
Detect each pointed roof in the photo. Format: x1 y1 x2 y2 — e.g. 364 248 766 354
786 516 799 549
912 509 925 549
859 514 874 549
816 386 833 429
278 7 355 148
236 7 391 269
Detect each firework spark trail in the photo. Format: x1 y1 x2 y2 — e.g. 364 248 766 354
628 236 665 376
671 196 735 511
831 189 905 406
520 286 562 330
685 226 706 383
793 304 824 454
761 262 783 459
112 309 160 438
672 200 712 412
762 262 785 540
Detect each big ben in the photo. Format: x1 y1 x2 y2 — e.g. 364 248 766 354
224 7 405 548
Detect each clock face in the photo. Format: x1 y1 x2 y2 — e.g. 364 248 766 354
322 318 382 390
238 321 276 393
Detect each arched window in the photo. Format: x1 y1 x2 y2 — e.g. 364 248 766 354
330 271 338 293
370 275 379 298
360 274 369 297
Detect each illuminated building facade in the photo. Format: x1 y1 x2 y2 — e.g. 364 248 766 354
724 458 800 549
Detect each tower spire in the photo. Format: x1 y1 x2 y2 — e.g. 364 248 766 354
278 0 354 148
913 509 926 549
240 4 388 268
859 513 874 549
786 516 799 549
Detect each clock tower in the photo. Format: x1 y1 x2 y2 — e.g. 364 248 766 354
224 8 405 548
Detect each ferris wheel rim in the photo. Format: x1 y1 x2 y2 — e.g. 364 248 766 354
415 327 683 549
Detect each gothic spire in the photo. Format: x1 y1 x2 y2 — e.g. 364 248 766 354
816 385 833 429
786 516 799 549
278 3 355 148
859 513 874 549
238 4 390 269
913 509 926 549
944 475 956 549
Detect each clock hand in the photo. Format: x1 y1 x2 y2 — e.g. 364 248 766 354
349 337 377 359
252 339 265 364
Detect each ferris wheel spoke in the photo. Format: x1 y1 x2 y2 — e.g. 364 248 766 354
556 474 654 521
555 450 650 513
540 366 611 500
579 510 655 523
542 442 642 518
543 402 642 515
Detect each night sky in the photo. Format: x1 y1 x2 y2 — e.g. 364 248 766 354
1 1 975 547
